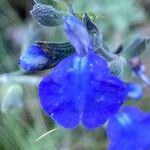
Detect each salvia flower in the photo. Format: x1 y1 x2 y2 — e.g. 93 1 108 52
38 16 128 129
107 106 150 150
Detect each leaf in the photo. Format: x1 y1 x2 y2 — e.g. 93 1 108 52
121 38 148 60
30 3 64 26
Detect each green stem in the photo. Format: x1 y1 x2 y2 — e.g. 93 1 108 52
97 46 117 61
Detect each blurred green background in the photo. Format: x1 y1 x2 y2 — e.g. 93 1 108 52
0 0 150 150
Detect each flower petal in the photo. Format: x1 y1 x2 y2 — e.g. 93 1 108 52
19 44 51 72
107 106 143 140
39 52 110 128
64 16 92 56
107 106 144 150
51 52 110 83
38 74 80 128
82 76 127 128
127 83 143 100
122 106 143 121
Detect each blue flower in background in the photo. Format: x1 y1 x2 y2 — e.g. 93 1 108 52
127 82 143 100
130 57 150 86
106 106 150 150
38 16 128 128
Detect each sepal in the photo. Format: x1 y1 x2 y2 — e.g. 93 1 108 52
83 13 102 50
30 4 64 26
109 56 126 78
19 42 75 72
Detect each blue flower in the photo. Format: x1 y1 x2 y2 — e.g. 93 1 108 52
106 106 150 150
127 82 143 100
130 57 150 86
38 16 128 129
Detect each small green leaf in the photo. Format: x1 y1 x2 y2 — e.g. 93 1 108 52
122 38 148 60
30 3 64 26
109 56 126 78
